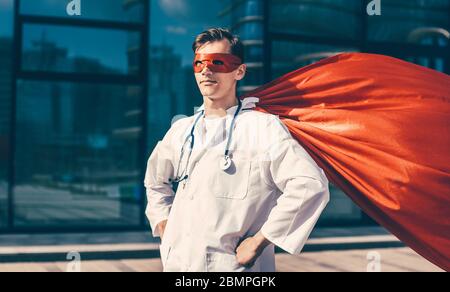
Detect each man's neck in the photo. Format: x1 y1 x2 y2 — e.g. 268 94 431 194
203 96 238 118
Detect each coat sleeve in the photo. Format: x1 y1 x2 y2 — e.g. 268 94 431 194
144 127 177 238
260 115 330 254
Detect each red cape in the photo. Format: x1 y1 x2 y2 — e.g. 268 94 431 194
242 53 450 271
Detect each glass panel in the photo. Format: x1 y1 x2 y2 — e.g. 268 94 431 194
368 0 450 46
20 0 144 23
241 64 264 88
406 56 446 73
148 0 232 150
320 184 363 222
377 52 448 73
231 1 266 91
367 0 450 44
22 24 141 75
271 41 358 78
14 80 143 227
270 0 362 40
235 21 264 40
244 43 263 63
0 0 14 229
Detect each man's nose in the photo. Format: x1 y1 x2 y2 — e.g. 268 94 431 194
201 63 213 75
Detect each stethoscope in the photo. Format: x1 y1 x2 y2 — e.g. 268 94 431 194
170 99 243 186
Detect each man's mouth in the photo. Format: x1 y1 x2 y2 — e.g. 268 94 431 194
201 80 218 84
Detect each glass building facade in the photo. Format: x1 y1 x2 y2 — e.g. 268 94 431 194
0 0 449 232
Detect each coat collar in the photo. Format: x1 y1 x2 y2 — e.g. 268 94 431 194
195 97 259 114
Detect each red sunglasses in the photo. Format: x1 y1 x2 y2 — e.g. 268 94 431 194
193 53 242 73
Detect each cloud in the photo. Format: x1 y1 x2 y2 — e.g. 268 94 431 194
158 0 189 18
166 25 187 35
0 0 11 9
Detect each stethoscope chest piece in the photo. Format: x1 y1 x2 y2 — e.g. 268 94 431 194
220 155 233 171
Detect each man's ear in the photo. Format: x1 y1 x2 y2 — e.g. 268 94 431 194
235 64 247 81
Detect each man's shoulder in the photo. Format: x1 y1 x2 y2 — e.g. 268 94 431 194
240 110 288 131
238 110 293 149
240 109 279 122
168 114 198 132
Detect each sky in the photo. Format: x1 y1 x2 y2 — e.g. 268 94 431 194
0 0 232 69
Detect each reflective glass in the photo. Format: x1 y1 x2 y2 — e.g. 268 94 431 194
20 0 144 23
271 41 358 78
14 80 143 227
22 24 141 75
270 0 362 40
367 0 450 44
0 0 14 229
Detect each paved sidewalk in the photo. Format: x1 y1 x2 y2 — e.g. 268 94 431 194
0 227 443 272
0 247 442 272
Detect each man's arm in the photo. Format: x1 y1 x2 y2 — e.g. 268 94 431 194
144 137 176 238
260 118 330 254
236 116 329 264
236 231 271 266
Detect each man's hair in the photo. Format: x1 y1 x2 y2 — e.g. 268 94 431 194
192 28 244 63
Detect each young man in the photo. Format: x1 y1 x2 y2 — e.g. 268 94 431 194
144 28 330 272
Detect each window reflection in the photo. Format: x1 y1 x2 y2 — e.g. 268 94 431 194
367 0 450 43
272 41 358 78
14 81 143 226
320 184 363 223
270 0 362 40
231 0 266 92
22 24 141 75
406 27 449 72
0 0 14 229
0 36 11 227
20 0 144 23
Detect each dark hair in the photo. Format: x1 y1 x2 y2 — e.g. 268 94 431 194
192 28 244 63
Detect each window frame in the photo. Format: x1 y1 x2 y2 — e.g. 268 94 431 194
5 0 150 233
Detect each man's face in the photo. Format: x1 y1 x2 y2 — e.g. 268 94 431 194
194 39 246 100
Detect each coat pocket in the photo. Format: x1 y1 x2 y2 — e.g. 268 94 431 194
206 252 245 272
205 252 260 272
211 159 252 199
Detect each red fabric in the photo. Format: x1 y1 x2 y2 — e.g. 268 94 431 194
242 53 450 271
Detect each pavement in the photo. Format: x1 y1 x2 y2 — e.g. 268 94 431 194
0 227 444 272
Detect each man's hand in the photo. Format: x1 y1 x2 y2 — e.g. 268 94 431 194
236 231 271 267
156 220 168 240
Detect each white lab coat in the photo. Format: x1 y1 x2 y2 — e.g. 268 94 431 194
144 97 330 272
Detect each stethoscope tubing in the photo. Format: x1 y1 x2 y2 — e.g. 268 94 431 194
172 99 243 184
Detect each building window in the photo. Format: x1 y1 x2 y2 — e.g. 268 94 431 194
270 0 362 40
367 0 450 43
20 0 144 23
14 80 143 227
271 41 358 78
0 0 14 229
8 0 148 229
21 24 141 75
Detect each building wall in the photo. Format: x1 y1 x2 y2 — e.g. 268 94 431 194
0 0 449 231
0 0 14 229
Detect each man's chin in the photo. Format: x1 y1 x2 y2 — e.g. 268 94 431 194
201 92 221 99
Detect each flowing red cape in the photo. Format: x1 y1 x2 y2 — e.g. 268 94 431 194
241 52 450 271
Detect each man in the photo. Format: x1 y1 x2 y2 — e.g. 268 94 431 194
144 28 330 272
